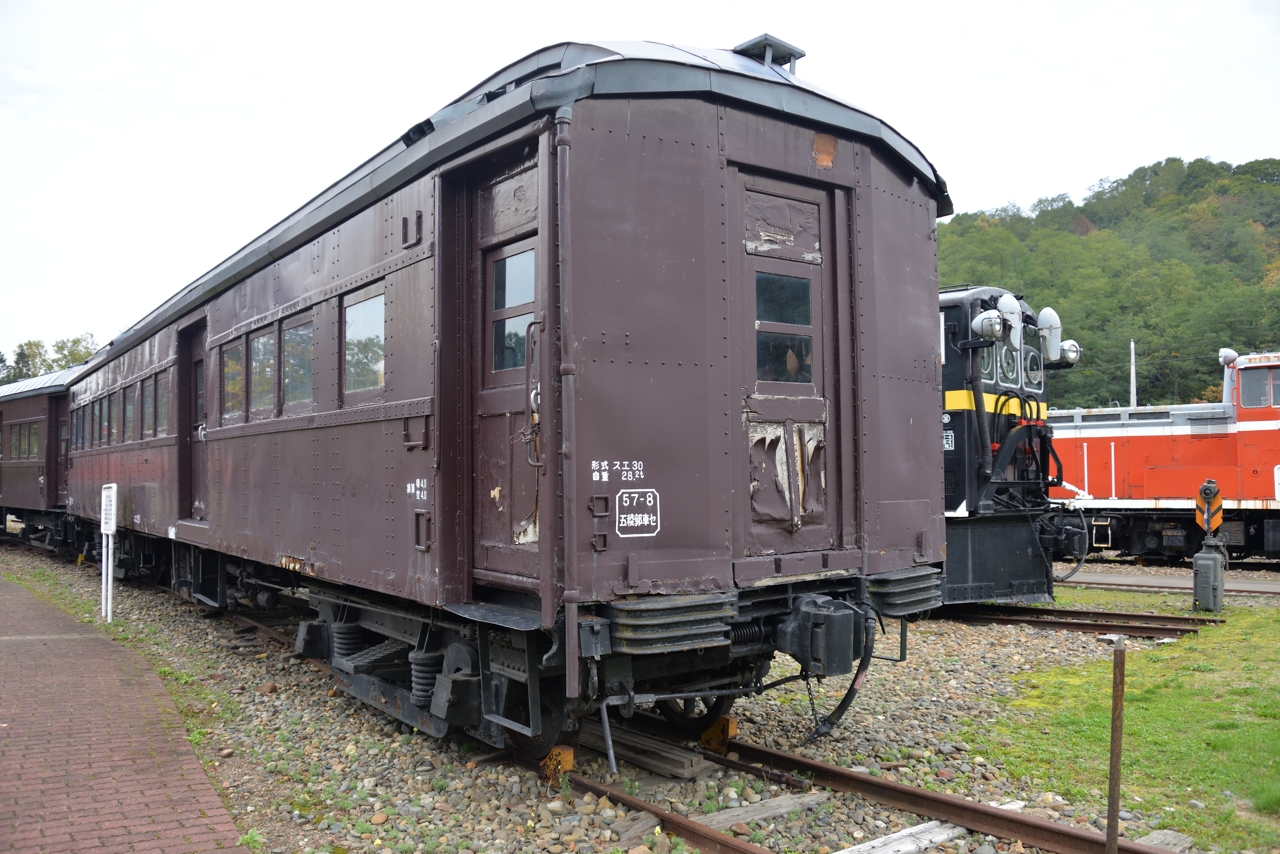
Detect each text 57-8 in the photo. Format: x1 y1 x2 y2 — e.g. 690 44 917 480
619 491 655 508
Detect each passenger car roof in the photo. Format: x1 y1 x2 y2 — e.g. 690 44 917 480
0 367 81 404
94 38 951 372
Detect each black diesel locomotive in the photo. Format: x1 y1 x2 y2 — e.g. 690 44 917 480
5 37 960 758
938 286 1087 605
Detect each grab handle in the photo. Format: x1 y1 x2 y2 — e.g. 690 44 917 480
522 314 546 470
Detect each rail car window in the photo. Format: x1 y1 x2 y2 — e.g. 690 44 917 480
108 393 118 445
124 386 135 442
488 247 536 375
250 330 276 415
756 273 811 326
1024 345 1044 393
9 424 17 458
979 345 995 382
1240 367 1273 408
158 371 171 435
141 377 154 437
283 322 314 408
997 342 1019 387
754 271 814 384
344 292 385 393
493 250 535 311
222 343 245 423
20 423 38 459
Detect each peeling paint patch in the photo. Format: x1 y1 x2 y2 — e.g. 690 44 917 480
744 190 822 265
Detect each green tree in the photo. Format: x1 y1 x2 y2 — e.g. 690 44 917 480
9 341 52 381
939 156 1280 408
51 333 97 369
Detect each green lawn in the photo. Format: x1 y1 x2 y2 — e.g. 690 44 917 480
970 588 1280 848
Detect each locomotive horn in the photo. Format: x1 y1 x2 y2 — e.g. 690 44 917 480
997 293 1023 350
1037 306 1062 361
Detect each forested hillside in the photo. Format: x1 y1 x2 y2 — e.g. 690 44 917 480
938 157 1280 408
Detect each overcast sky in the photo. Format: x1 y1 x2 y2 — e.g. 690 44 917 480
2 0 1277 359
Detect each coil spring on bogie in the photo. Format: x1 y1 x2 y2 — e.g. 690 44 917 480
729 622 763 644
332 623 365 659
408 650 445 707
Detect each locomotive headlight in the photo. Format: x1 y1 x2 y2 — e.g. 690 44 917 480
997 293 1023 350
1219 347 1239 366
1060 339 1082 364
1037 306 1062 361
971 309 1004 341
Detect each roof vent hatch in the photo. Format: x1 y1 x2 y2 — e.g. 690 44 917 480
732 34 806 74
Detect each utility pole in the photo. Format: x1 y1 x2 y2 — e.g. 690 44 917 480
1129 339 1137 408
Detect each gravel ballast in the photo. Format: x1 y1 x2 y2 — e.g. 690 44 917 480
4 541 1262 854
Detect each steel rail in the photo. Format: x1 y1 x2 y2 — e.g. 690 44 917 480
1060 577 1280 596
942 604 1223 626
944 612 1195 638
567 773 771 854
724 740 1171 854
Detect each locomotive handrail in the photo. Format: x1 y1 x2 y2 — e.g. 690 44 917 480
522 313 546 470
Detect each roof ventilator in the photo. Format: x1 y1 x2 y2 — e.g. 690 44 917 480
733 33 806 74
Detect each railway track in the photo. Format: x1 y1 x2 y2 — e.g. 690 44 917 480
557 711 1172 854
1060 573 1280 597
938 603 1223 638
81 564 1181 854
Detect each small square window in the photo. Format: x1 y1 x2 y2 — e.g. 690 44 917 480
756 332 813 383
494 250 535 310
756 272 811 326
493 313 535 372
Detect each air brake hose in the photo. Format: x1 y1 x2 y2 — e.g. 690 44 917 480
804 609 878 741
969 348 993 478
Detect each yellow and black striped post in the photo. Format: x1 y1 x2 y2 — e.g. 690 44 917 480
1196 479 1222 534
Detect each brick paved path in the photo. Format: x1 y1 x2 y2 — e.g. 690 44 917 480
0 580 247 853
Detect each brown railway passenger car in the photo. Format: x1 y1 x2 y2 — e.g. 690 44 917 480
0 369 77 546
59 37 952 755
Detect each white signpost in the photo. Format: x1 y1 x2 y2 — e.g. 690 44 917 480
100 484 117 623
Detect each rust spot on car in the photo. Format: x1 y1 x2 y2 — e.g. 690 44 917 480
813 133 836 169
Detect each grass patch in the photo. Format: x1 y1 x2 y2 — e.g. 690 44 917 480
968 587 1280 848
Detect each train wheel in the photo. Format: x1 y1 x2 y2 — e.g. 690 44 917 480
505 687 577 760
657 694 734 737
